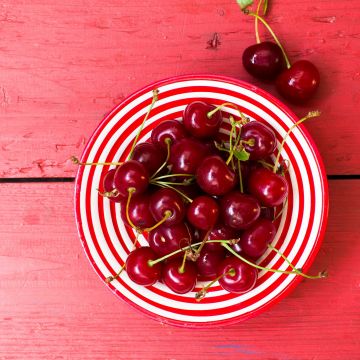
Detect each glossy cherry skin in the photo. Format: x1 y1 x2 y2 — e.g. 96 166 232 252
183 101 223 139
242 41 285 80
217 256 258 294
240 121 277 160
186 195 219 230
276 60 320 103
126 247 162 286
169 138 210 175
151 120 187 149
239 218 276 259
248 167 288 207
149 188 185 226
196 155 236 196
221 191 261 230
103 169 123 202
196 250 225 279
131 142 166 176
162 258 197 294
148 222 192 258
114 160 149 197
260 206 275 221
202 224 239 253
120 193 155 229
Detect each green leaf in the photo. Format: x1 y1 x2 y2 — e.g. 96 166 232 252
236 0 254 10
233 148 250 161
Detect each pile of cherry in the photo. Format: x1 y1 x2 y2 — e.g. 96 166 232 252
95 97 303 300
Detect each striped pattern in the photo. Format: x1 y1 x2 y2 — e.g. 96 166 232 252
74 75 328 327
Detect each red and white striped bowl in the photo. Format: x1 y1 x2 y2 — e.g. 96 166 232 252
74 75 328 327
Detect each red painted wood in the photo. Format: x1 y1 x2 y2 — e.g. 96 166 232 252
0 180 358 359
0 0 359 177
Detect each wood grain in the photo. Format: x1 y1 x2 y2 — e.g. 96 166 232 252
0 0 359 177
0 180 359 359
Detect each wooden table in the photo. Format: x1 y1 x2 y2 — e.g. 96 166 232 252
1 1 359 359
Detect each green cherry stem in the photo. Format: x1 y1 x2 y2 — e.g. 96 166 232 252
143 210 172 232
154 182 193 203
207 102 248 123
195 268 236 301
237 159 244 193
125 188 139 231
178 251 187 274
150 137 171 179
226 117 237 165
151 173 195 181
254 0 264 44
273 198 288 221
244 11 291 69
273 111 321 173
71 156 123 167
127 89 159 160
222 243 326 279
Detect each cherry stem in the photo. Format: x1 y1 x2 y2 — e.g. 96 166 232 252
152 181 194 186
97 188 120 198
105 233 139 283
150 137 171 179
226 117 237 165
127 89 159 160
254 0 263 44
207 102 248 123
273 198 287 221
143 210 172 232
257 159 274 170
152 173 195 181
273 111 321 173
245 11 291 69
154 182 193 203
194 228 213 256
195 268 236 301
71 156 123 167
178 251 187 274
125 188 139 231
237 159 244 193
268 244 328 279
148 239 232 267
222 243 326 279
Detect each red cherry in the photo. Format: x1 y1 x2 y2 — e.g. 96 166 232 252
102 169 123 202
202 224 239 254
196 155 236 196
183 101 223 138
276 60 320 103
248 167 288 207
114 160 149 197
239 218 276 259
186 195 219 230
149 188 185 226
196 250 225 279
217 256 258 294
151 120 187 149
240 121 277 160
242 41 285 80
131 142 166 176
162 258 197 294
126 247 162 286
148 223 192 258
220 191 261 230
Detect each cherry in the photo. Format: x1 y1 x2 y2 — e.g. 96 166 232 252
148 222 192 258
186 195 219 230
126 247 162 286
217 256 258 294
131 142 166 176
196 155 236 196
202 224 239 253
151 120 187 149
242 41 285 80
150 188 185 226
248 167 288 207
183 101 223 138
114 160 149 197
239 218 276 259
276 60 320 103
221 191 261 230
196 250 225 279
169 138 210 175
120 193 155 229
162 258 197 294
260 206 275 221
240 121 277 160
101 169 122 202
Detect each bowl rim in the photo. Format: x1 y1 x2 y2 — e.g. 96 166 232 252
74 73 329 328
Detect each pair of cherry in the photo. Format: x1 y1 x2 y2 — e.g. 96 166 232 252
241 6 320 104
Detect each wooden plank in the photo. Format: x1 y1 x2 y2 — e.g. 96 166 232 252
0 180 359 359
0 0 359 177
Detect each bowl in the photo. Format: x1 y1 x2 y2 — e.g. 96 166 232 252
74 74 328 327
